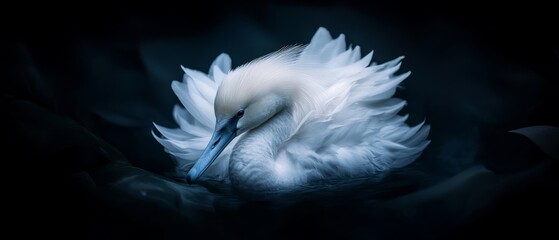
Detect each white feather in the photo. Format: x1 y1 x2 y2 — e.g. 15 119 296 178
154 27 430 194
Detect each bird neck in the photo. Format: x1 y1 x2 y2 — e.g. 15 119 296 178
228 109 295 195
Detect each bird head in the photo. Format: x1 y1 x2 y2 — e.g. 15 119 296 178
185 48 307 184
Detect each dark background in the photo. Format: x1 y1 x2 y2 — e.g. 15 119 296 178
3 2 558 239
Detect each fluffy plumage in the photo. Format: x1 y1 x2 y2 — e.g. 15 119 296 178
154 27 430 195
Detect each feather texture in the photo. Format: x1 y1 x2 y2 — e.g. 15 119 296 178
154 27 430 194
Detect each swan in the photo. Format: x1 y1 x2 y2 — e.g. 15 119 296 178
154 27 430 196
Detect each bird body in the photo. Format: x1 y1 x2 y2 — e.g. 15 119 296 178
154 27 430 196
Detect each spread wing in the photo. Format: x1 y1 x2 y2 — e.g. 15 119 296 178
276 27 430 180
153 53 235 182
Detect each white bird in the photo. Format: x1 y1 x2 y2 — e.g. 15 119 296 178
154 27 430 197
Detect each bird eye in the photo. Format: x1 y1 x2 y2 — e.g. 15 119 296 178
236 109 244 117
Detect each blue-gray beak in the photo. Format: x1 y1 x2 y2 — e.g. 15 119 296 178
185 116 239 184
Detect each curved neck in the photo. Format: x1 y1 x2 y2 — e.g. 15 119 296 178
228 109 294 194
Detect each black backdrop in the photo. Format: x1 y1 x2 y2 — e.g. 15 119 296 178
3 2 558 239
